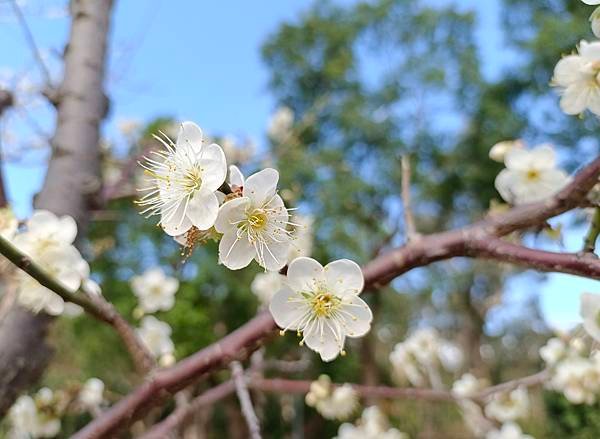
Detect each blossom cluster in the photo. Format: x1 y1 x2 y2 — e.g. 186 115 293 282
305 375 358 420
334 406 408 439
8 378 105 438
138 122 372 361
389 328 463 387
4 209 94 316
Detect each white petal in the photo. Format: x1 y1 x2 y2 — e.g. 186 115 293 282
218 230 255 270
580 39 600 60
260 240 290 271
340 296 372 337
214 197 250 233
176 121 203 151
269 286 307 330
560 83 592 115
583 0 600 5
187 187 219 230
504 148 533 171
529 145 556 170
494 169 517 204
56 215 78 244
552 56 585 87
160 200 193 236
580 293 600 343
324 259 364 296
229 165 245 187
304 320 344 362
286 257 324 292
199 143 227 192
243 168 279 206
45 293 66 316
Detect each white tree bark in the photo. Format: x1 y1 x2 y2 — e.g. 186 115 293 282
0 0 114 415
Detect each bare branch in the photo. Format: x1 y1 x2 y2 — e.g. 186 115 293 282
401 155 418 241
8 0 52 85
231 361 261 439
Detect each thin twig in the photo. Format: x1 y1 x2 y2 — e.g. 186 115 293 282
401 155 418 241
231 361 261 439
583 208 600 253
8 0 52 85
0 234 154 373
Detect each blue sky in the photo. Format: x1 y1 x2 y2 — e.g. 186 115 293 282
0 0 597 329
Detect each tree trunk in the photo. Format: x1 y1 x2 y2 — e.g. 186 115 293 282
0 0 113 416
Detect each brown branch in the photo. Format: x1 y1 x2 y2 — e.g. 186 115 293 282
0 89 14 209
74 155 600 438
231 361 261 439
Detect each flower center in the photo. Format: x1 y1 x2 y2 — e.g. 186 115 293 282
247 210 268 231
183 167 202 192
310 291 341 318
526 169 540 181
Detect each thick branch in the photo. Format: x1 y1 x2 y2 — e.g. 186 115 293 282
75 155 600 438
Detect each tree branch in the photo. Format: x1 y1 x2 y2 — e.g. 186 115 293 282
74 155 600 438
231 361 261 439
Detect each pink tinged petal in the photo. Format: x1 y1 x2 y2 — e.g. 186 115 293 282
218 230 255 270
160 200 193 236
260 240 290 271
214 197 250 233
243 168 279 206
303 320 344 362
187 187 219 230
176 121 203 151
324 259 364 296
286 257 325 292
529 145 556 170
494 169 517 204
340 296 372 338
229 165 245 187
198 143 227 192
552 56 585 87
269 286 307 330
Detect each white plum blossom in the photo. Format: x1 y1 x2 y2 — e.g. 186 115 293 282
215 168 293 271
267 106 294 142
305 375 358 420
137 121 227 236
539 337 566 366
12 210 77 253
489 140 524 163
79 378 105 409
250 271 284 306
484 386 530 423
136 316 175 361
486 422 534 439
580 292 600 342
9 389 61 438
550 355 600 404
335 406 408 439
287 214 314 263
269 257 372 361
0 207 18 240
130 268 179 313
390 328 464 387
494 145 569 205
552 40 600 116
452 373 488 399
11 212 90 316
